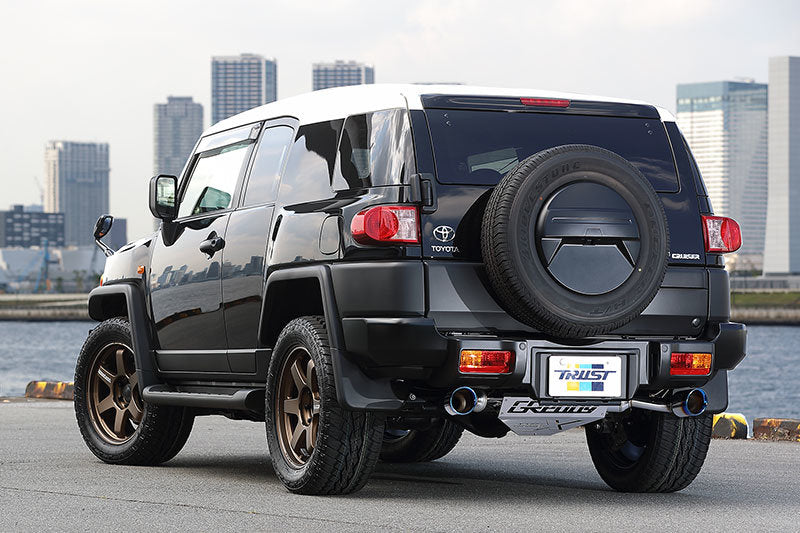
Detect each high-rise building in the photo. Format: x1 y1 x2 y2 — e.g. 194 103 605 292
44 141 109 247
312 60 374 91
764 56 800 274
211 53 277 124
154 96 203 177
677 80 768 271
0 205 64 247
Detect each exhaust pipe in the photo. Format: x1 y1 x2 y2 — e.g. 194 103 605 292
445 387 488 416
629 388 708 418
671 388 708 417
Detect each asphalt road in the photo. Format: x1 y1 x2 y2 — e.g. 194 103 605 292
1 399 798 532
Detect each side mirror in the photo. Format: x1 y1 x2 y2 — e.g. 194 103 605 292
149 174 178 220
93 214 113 240
93 215 115 257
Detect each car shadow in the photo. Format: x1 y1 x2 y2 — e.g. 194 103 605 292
160 451 708 507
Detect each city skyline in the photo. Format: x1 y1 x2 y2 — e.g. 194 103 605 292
1 1 798 240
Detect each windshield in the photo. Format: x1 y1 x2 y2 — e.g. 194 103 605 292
425 109 679 192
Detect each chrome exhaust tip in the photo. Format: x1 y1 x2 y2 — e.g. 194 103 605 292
444 387 487 416
671 388 708 417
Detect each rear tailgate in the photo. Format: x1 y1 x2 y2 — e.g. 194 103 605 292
409 95 711 335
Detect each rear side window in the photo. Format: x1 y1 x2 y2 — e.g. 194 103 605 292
333 108 415 190
277 120 343 205
425 109 679 192
243 125 294 206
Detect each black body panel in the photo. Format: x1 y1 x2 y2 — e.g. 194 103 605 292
221 204 273 350
149 214 230 354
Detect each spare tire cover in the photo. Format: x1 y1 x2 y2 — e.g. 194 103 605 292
481 144 669 338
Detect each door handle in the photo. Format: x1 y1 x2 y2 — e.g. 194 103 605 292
199 232 225 257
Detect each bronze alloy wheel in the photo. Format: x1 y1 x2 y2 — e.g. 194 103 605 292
87 343 143 444
276 346 320 467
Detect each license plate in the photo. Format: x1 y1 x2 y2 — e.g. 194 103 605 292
547 355 623 397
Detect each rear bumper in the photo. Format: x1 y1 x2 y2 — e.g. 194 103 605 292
340 316 744 413
330 260 743 413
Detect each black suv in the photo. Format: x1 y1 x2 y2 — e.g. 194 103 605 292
76 85 747 495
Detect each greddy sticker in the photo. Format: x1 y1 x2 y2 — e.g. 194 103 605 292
499 398 609 436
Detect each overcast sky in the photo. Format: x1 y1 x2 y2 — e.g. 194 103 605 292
1 0 798 240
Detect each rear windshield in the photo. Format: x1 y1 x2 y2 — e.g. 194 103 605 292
425 109 679 192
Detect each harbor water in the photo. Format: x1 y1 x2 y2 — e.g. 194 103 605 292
0 321 798 424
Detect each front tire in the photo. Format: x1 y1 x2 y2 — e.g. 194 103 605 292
265 316 384 495
74 317 194 465
585 409 713 492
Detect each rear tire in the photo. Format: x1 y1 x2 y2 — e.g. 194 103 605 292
585 409 713 492
265 316 385 495
380 418 464 463
74 317 194 465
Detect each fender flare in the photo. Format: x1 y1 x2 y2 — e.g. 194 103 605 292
260 265 403 411
88 282 159 390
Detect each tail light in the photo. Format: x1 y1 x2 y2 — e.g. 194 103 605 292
459 350 514 374
670 352 712 376
702 215 742 253
351 205 419 245
520 97 570 108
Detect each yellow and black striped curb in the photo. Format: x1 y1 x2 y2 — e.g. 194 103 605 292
712 413 748 439
753 418 800 442
25 381 74 400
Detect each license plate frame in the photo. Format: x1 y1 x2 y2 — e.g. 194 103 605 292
547 354 624 398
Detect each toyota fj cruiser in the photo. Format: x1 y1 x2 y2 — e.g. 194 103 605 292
76 84 747 495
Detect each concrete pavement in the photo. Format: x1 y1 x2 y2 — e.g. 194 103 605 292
1 399 798 532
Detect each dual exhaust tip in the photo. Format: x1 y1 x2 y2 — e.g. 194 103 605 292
672 388 708 417
443 386 708 418
445 386 487 416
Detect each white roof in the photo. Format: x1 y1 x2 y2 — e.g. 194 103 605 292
205 83 674 136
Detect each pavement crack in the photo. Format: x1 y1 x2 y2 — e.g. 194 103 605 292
0 485 405 530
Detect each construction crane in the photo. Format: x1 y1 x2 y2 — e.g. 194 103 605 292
33 176 44 206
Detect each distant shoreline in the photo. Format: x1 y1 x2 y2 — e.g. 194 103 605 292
0 293 797 325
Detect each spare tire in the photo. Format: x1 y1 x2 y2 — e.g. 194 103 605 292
481 144 668 338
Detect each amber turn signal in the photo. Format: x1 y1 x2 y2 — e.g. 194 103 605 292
459 350 514 374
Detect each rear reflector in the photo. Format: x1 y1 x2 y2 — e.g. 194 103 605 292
670 352 712 376
459 350 514 374
351 205 419 245
520 97 570 108
702 215 742 253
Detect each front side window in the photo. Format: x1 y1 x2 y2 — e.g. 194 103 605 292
334 108 415 190
243 126 295 206
178 143 251 218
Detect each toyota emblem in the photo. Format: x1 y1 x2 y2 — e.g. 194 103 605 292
433 225 456 242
